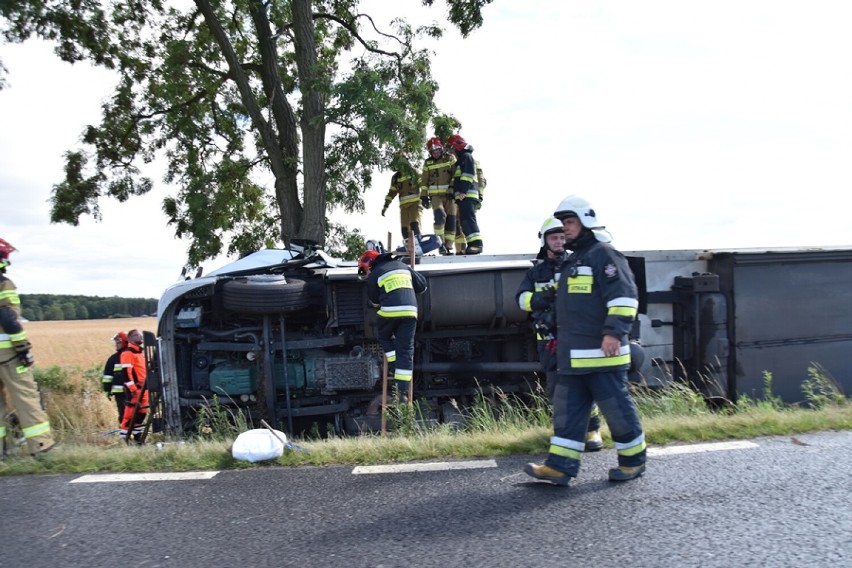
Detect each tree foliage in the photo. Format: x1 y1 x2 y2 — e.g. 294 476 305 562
20 294 158 321
1 0 492 266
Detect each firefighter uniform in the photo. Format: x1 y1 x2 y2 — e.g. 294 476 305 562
454 158 486 253
102 334 128 423
420 150 457 252
516 221 603 450
382 170 422 244
447 135 483 254
545 228 645 480
0 273 56 456
364 253 427 398
119 334 148 442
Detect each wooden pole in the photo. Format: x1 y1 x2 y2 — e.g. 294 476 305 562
407 232 416 403
380 355 389 435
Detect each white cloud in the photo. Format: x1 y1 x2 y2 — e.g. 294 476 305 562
2 1 852 299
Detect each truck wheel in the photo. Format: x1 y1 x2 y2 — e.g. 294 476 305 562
222 275 309 313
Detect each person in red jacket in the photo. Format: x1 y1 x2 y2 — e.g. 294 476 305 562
119 329 148 443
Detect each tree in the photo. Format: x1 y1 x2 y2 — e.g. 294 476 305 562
1 0 492 266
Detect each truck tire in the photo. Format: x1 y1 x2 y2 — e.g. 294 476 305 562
222 275 309 313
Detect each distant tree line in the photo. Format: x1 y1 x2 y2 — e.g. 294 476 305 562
20 295 158 321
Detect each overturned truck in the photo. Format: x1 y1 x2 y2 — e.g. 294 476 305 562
152 245 852 437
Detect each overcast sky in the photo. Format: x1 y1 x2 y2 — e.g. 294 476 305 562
2 1 851 299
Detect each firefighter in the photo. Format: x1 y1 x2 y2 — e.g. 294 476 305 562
102 331 128 424
525 196 646 485
447 134 483 254
419 137 458 254
0 238 57 456
514 217 605 452
381 153 423 246
358 250 427 402
119 329 148 443
453 158 487 254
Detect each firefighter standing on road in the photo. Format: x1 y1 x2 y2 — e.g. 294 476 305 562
119 329 148 443
382 154 423 246
420 137 458 254
514 217 605 452
0 238 57 456
447 134 483 255
359 250 427 402
102 331 128 424
525 196 646 486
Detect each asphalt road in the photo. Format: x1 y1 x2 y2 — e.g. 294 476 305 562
1 431 850 568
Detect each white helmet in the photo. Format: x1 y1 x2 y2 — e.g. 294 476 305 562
538 216 564 248
553 195 603 229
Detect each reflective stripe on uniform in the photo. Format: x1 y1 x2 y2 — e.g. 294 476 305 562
0 290 20 304
22 421 51 439
614 433 646 457
548 435 585 459
384 351 396 363
0 426 6 437
569 344 632 368
394 368 413 381
607 296 639 318
378 306 418 318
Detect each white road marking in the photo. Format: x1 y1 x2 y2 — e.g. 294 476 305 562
648 440 759 457
352 459 498 475
70 471 220 483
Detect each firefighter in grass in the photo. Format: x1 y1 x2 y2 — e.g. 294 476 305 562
358 250 427 403
102 331 129 425
119 329 148 443
447 134 483 255
419 137 458 255
0 238 57 456
515 217 604 452
525 196 646 486
382 153 423 246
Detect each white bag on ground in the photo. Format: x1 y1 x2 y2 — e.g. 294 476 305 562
232 428 287 462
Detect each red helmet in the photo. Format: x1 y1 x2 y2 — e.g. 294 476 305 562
357 250 380 277
426 137 444 152
447 134 468 152
0 238 16 268
113 331 129 347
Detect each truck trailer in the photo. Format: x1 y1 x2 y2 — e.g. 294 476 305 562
150 245 852 437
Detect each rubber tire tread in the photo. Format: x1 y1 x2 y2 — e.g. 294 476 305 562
222 276 309 314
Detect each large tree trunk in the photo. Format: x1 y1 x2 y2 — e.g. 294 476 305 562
249 1 303 245
292 0 327 245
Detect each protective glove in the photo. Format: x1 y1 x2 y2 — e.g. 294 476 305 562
420 196 430 209
454 192 465 202
124 381 138 396
475 199 482 211
17 349 34 367
381 206 387 217
530 289 556 311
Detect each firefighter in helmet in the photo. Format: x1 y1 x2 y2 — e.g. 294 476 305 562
0 238 57 456
447 134 483 254
358 249 427 403
525 196 646 486
515 217 604 451
381 153 423 247
419 137 458 254
102 331 129 424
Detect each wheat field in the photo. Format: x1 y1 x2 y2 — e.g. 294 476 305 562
25 317 156 369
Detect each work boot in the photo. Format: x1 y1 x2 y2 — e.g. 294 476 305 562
585 430 603 452
524 463 572 486
608 463 646 482
439 245 453 255
31 440 59 457
464 244 482 255
390 380 410 404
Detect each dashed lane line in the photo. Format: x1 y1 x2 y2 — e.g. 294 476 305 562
70 471 220 483
648 440 759 457
352 459 498 475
